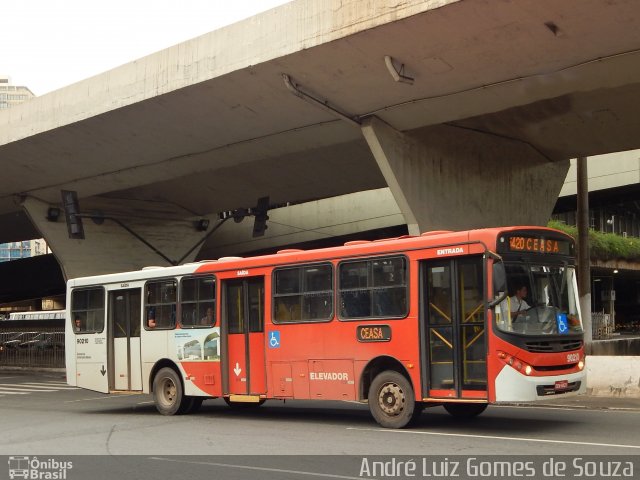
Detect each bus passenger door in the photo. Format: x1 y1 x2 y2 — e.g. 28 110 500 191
421 257 487 400
108 288 143 391
223 277 266 396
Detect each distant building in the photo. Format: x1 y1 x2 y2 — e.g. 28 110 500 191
0 240 49 262
0 75 35 109
0 76 43 262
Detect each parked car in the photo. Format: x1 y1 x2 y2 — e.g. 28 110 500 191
34 333 65 351
2 332 36 349
0 332 17 352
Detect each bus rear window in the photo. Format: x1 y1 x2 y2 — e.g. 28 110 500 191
339 256 408 320
71 288 105 334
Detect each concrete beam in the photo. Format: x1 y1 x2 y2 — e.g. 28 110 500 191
362 117 569 233
198 188 405 258
22 196 214 280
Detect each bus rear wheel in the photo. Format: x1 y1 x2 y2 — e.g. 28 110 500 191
443 403 488 419
153 367 190 415
368 370 418 429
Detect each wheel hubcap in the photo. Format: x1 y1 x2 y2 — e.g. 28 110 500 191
378 382 405 416
160 378 176 406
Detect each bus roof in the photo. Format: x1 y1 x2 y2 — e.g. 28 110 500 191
67 226 571 287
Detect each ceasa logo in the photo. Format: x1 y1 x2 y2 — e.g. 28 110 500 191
8 456 73 480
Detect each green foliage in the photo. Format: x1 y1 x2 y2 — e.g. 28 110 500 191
548 220 640 261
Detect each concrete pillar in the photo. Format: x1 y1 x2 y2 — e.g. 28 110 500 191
22 196 214 280
362 117 570 234
577 156 593 353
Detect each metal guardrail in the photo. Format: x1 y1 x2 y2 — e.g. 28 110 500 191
0 327 65 368
592 312 615 340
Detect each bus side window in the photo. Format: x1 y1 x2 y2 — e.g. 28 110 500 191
339 257 408 320
145 280 177 330
180 275 216 328
71 288 105 334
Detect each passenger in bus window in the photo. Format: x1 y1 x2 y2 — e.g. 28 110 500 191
147 307 157 328
200 307 214 326
510 285 531 319
74 315 83 332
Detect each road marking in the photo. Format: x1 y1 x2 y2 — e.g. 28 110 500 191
1 383 68 390
22 383 80 389
0 390 28 395
347 427 640 450
151 457 365 480
0 386 58 392
64 394 137 403
496 404 640 413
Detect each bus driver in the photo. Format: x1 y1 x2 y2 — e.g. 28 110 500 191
510 285 530 319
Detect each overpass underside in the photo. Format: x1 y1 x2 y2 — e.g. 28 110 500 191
2 0 640 278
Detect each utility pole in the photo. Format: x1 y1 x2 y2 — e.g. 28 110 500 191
577 157 592 353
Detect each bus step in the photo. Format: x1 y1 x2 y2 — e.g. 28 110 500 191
228 394 262 403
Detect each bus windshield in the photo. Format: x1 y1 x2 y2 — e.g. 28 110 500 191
496 262 583 336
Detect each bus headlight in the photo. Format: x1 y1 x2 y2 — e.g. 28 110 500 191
578 360 585 370
524 365 532 376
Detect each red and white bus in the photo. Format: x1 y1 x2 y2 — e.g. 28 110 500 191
65 226 585 428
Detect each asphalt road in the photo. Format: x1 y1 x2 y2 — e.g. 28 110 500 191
1 371 639 479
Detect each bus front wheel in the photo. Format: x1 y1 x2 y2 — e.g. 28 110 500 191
443 403 488 418
153 367 190 415
368 370 418 429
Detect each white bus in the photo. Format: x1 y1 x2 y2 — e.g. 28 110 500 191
8 310 65 321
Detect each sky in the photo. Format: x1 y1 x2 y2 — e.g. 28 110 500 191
1 0 291 96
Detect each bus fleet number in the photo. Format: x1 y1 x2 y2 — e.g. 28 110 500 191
77 338 88 344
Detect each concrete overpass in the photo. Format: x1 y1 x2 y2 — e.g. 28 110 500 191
2 0 640 278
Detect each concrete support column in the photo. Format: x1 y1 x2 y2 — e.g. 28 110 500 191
361 117 570 233
577 156 593 353
22 196 214 280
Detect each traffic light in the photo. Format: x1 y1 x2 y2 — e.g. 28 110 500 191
61 190 85 239
252 196 270 237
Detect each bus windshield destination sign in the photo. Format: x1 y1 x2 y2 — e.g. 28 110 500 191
506 236 571 255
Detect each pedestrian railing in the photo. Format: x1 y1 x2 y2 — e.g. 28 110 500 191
0 327 65 368
592 312 615 340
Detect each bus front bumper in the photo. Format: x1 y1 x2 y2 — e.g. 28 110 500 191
494 365 586 403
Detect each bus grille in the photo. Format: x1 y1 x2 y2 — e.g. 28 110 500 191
524 339 583 353
533 363 578 372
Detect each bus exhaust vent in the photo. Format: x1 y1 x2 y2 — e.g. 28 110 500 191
524 339 583 353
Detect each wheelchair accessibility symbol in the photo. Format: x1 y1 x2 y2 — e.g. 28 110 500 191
556 313 569 335
268 331 281 348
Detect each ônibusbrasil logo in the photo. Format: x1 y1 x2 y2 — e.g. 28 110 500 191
8 456 73 479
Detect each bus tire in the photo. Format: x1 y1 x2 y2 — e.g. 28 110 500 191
153 367 188 415
443 403 487 419
187 397 204 413
368 370 416 429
